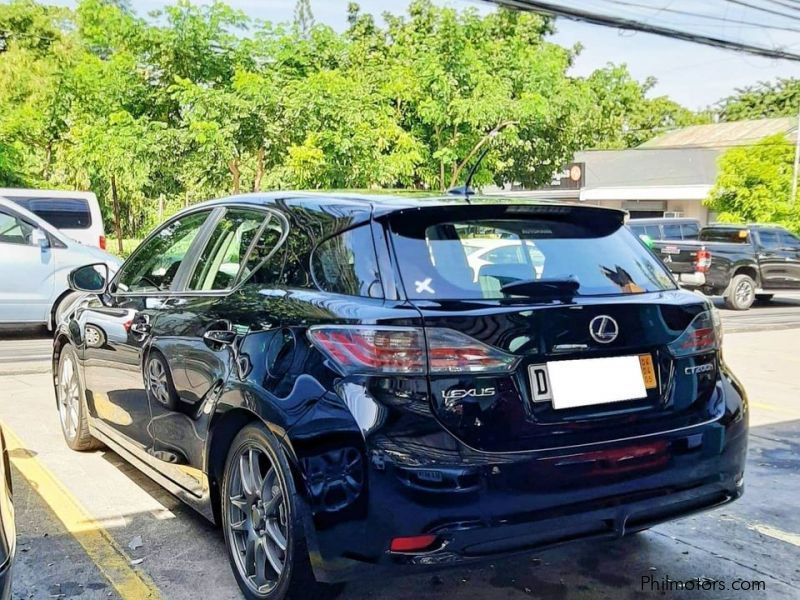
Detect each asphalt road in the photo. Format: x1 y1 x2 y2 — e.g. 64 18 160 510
0 303 798 599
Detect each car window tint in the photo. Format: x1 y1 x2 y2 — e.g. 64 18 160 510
681 223 699 240
311 225 383 298
116 211 209 293
244 216 286 286
779 230 800 249
0 210 35 245
188 209 267 291
390 217 675 300
9 197 92 229
757 230 781 249
662 223 682 239
644 225 661 239
700 228 749 243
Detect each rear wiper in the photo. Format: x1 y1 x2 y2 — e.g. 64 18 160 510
500 277 580 298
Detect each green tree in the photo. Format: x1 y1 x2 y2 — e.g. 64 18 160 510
705 135 798 232
718 78 800 121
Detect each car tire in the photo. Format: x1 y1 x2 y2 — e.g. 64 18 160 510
56 345 103 451
221 423 340 600
724 274 756 311
755 294 774 303
144 352 179 411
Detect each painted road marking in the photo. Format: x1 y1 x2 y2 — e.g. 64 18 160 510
750 401 800 417
3 423 162 600
749 524 800 548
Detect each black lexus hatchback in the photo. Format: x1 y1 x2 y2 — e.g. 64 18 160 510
55 193 748 600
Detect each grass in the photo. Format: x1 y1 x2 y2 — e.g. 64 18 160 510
106 238 142 258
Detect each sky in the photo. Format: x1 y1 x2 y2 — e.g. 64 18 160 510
42 0 800 110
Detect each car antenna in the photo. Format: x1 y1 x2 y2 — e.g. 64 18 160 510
447 122 515 204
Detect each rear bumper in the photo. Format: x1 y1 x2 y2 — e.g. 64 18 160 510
677 272 706 288
294 372 748 584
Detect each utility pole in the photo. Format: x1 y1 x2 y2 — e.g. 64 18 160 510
792 104 800 205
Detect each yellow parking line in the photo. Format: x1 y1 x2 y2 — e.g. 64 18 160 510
2 423 162 600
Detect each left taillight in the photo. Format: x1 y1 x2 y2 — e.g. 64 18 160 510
667 309 722 357
307 326 518 376
99 235 107 250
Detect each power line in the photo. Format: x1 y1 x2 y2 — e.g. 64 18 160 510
481 0 800 61
757 0 800 14
722 0 800 22
601 0 800 34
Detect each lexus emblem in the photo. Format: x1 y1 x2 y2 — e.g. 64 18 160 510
589 315 619 344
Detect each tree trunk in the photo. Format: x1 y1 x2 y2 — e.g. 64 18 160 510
253 147 265 192
229 159 241 194
110 174 123 255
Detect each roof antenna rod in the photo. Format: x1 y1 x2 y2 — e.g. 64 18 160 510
448 121 515 204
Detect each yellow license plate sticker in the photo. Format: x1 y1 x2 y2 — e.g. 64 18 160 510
639 354 657 389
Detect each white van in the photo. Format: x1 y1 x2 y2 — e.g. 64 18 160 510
0 188 106 249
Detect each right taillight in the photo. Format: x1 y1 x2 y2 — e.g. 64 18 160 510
307 326 518 376
667 309 721 357
694 248 711 273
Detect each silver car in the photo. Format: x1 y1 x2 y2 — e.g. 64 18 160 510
0 197 121 329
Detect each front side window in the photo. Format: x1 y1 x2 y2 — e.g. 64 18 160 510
116 211 210 293
311 225 383 298
662 223 682 239
188 209 271 291
390 213 675 300
681 223 700 240
700 228 749 243
0 210 35 245
10 197 92 229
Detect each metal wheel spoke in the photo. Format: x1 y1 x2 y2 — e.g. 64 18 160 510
230 494 248 512
249 449 264 496
253 539 269 587
244 534 256 577
260 468 276 502
230 518 249 532
262 492 281 517
264 519 287 552
264 535 284 577
239 453 254 497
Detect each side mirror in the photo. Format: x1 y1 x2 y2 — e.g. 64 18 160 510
31 229 50 249
69 263 109 294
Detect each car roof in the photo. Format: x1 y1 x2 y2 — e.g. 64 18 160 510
189 191 626 223
0 188 98 200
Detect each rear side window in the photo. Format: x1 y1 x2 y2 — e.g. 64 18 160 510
389 214 675 300
9 197 92 229
757 230 782 249
681 223 700 240
311 225 383 298
643 225 662 240
188 209 267 291
662 223 682 239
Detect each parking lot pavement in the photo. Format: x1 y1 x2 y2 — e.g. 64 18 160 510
0 328 798 599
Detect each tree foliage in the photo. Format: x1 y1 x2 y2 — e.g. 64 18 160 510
0 0 705 238
718 78 800 121
705 135 798 232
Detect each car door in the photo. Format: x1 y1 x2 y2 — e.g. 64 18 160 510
0 207 55 324
148 206 287 496
778 229 800 286
755 229 792 289
79 209 216 458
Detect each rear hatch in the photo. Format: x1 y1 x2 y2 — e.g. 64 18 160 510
385 204 722 452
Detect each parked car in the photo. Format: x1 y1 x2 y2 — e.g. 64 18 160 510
54 193 747 600
652 223 800 310
628 217 701 241
0 198 121 329
0 427 14 600
0 188 106 249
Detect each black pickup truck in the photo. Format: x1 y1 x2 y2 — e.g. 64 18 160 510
652 223 800 310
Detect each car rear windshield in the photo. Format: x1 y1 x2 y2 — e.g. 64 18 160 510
699 228 749 243
389 210 675 300
9 197 92 230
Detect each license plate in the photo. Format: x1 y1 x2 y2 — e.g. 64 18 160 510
529 355 654 410
660 245 681 255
